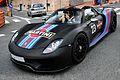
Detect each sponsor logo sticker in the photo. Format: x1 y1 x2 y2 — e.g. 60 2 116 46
90 23 97 34
26 29 56 39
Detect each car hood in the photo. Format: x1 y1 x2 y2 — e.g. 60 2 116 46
16 23 80 49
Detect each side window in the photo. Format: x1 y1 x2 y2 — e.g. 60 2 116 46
84 8 97 21
39 4 43 7
73 11 83 23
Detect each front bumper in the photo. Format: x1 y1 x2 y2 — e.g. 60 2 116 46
9 42 72 72
31 11 46 15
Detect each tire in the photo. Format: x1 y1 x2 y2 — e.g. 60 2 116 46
109 12 117 32
29 12 33 18
31 15 33 18
72 33 89 64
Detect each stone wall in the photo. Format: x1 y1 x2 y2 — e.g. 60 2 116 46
70 0 84 5
12 0 92 11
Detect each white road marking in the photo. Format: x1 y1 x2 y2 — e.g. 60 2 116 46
13 15 31 24
117 12 120 15
114 8 120 12
26 20 31 24
5 20 10 24
0 34 5 37
12 19 21 22
33 17 41 19
11 30 18 33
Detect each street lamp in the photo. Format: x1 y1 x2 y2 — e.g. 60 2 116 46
9 0 13 17
46 0 48 12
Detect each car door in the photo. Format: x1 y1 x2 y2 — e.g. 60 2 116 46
83 7 103 40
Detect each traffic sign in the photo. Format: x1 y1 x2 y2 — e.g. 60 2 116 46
9 2 13 8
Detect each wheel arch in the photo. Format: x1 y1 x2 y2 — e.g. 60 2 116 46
73 31 90 47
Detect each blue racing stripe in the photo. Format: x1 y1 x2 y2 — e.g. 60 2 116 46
18 24 49 47
26 24 58 49
18 35 30 47
103 9 108 33
25 38 36 48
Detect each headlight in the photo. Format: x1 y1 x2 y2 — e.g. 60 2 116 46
43 39 63 54
11 32 18 42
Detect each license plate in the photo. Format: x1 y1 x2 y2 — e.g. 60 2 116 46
11 54 25 62
37 12 41 13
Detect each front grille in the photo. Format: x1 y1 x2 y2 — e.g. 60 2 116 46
24 58 55 70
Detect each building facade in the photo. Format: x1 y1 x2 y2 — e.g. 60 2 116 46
12 0 92 11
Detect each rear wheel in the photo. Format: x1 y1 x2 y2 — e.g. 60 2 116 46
72 33 89 64
42 12 47 16
110 13 117 32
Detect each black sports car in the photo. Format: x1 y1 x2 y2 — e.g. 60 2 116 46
9 6 117 72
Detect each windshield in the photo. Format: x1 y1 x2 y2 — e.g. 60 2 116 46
33 4 43 8
45 9 83 24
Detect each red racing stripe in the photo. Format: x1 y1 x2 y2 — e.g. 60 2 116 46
40 24 51 32
106 9 111 32
44 24 51 28
22 38 33 48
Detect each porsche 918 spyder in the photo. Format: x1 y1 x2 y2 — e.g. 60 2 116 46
8 6 117 72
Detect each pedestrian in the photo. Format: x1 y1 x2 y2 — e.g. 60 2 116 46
100 0 102 6
97 0 102 6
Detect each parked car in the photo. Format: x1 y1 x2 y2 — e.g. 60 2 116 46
27 3 46 17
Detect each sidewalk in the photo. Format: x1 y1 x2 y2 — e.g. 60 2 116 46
13 6 27 11
76 0 118 8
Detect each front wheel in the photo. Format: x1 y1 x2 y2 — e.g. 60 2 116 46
72 33 89 64
29 12 33 18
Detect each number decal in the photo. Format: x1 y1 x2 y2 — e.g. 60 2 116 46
90 23 97 34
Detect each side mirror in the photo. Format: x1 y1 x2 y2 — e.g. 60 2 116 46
42 18 47 22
